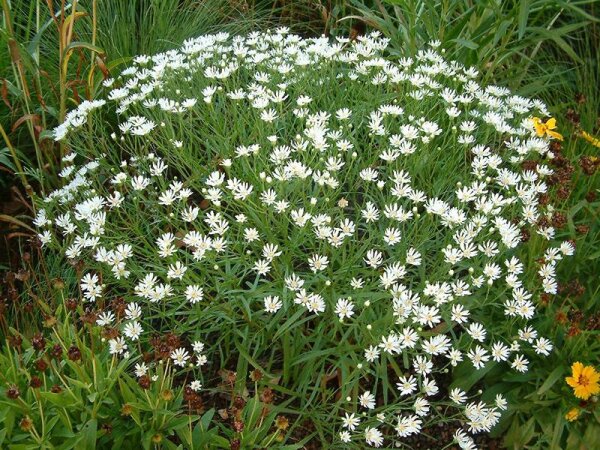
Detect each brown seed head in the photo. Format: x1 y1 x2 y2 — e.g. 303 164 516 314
249 368 263 382
50 344 63 359
8 335 22 349
138 375 151 389
32 333 46 351
276 415 289 430
67 345 82 362
66 298 78 311
35 358 48 372
7 385 20 399
19 416 33 432
260 387 274 404
29 376 42 389
161 389 173 402
232 419 244 433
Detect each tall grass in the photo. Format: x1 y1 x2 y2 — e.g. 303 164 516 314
0 0 273 194
345 0 599 94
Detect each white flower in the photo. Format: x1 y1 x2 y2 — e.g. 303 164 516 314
495 394 508 410
334 298 354 320
511 354 529 372
450 388 467 404
364 427 383 447
96 311 115 326
308 254 329 272
533 337 553 356
192 341 205 354
264 296 282 313
167 261 187 280
341 412 360 431
185 285 204 304
397 375 417 396
359 391 376 409
467 345 489 369
134 362 148 377
339 431 351 443
170 348 190 367
365 345 381 362
109 337 127 355
123 321 143 341
350 277 364 289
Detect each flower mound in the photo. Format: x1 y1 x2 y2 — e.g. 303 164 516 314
37 29 572 448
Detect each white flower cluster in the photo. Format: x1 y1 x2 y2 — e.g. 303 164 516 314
39 29 571 448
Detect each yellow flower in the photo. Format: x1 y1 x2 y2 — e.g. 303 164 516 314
565 362 600 400
532 117 564 141
565 408 580 422
579 130 600 148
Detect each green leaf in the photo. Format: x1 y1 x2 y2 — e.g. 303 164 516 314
63 42 105 58
450 361 495 392
550 413 564 450
538 365 564 395
452 38 479 50
518 0 530 40
76 419 97 450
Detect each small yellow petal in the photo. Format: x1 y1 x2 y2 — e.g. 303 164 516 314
566 376 578 388
574 385 591 400
547 130 563 141
580 130 600 148
565 408 580 422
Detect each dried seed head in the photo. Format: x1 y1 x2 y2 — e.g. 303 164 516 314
52 278 65 290
35 358 48 372
121 404 133 416
565 108 580 125
8 335 22 349
32 333 46 351
29 376 42 389
138 375 151 389
232 419 244 433
67 345 82 361
249 369 263 382
260 387 274 404
50 344 62 359
19 416 33 432
7 385 20 399
66 298 78 311
275 415 289 430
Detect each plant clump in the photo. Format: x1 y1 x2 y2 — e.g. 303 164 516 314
36 28 571 448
